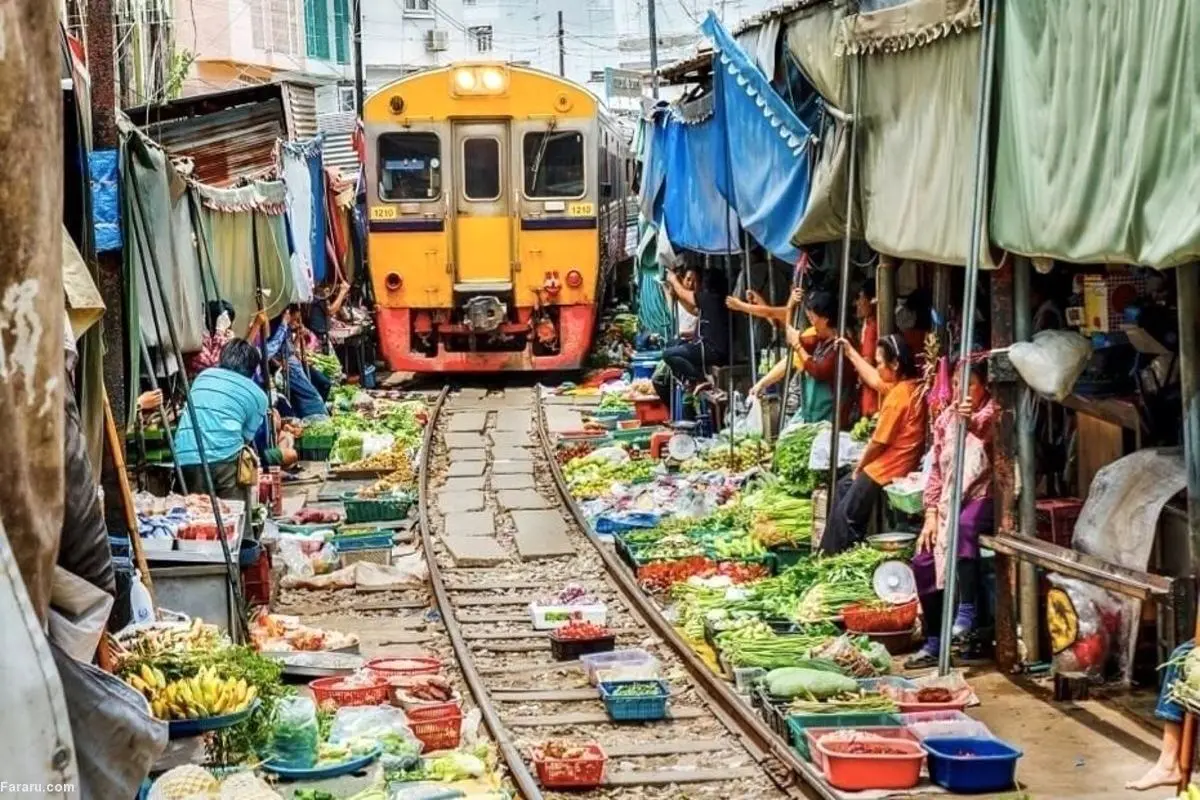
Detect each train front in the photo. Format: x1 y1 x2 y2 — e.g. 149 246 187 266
363 63 601 373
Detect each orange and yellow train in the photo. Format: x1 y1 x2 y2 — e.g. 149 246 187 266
363 62 633 372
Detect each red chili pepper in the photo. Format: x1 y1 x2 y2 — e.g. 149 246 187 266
556 621 610 640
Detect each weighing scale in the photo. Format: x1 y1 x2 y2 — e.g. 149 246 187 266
872 559 918 604
650 421 699 462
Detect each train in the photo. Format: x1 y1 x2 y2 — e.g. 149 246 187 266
362 62 634 372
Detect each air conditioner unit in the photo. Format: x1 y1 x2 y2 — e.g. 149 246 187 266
425 29 449 52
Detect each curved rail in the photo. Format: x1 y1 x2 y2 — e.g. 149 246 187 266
417 387 545 800
533 391 830 800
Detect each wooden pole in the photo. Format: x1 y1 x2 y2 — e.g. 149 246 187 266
103 389 154 602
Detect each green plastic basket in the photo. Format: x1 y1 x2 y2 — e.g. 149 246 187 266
786 711 901 760
341 491 414 524
769 545 810 571
885 484 926 516
610 426 655 447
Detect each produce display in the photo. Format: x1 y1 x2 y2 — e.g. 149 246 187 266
772 424 821 493
565 453 656 498
250 614 359 653
390 673 456 702
356 466 417 498
553 621 611 640
126 664 258 720
304 350 343 381
610 681 663 697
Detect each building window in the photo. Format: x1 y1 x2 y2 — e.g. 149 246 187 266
333 0 351 64
404 0 434 15
378 133 442 201
468 25 492 53
523 131 585 199
252 0 302 56
462 138 501 201
337 85 356 112
304 0 331 60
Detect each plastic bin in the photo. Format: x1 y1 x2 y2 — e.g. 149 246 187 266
599 680 670 722
631 361 657 380
309 676 391 711
406 703 463 752
633 398 669 425
532 743 607 789
900 710 993 741
1036 497 1083 548
842 599 919 633
805 726 919 772
549 630 616 661
816 737 924 792
580 649 658 685
342 492 413 524
787 712 901 760
529 601 607 630
365 656 442 680
922 736 1023 793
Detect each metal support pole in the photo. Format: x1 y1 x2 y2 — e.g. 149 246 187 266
828 54 861 513
353 0 365 117
877 255 896 335
250 214 276 449
647 0 660 99
127 169 249 639
557 11 566 77
1175 263 1200 794
139 335 189 494
744 231 757 385
938 0 998 676
777 257 804 442
1013 255 1041 663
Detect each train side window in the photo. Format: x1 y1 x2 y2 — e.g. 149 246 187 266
522 130 584 199
462 137 501 201
378 132 441 201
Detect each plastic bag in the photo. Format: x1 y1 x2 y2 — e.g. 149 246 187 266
362 433 396 458
588 446 630 465
1045 573 1125 682
50 566 115 661
278 538 314 578
312 543 340 575
329 704 414 743
733 395 764 438
270 696 319 768
1008 330 1092 401
807 423 866 471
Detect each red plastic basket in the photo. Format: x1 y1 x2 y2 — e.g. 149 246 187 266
634 398 669 425
309 676 391 711
817 737 924 792
842 599 919 633
241 548 271 606
532 743 607 789
406 703 463 752
364 656 443 680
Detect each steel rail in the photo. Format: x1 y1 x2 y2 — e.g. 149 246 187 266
416 387 545 800
533 391 828 800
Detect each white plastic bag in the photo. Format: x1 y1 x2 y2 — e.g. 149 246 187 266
588 446 630 465
361 433 396 457
1008 330 1092 401
49 566 115 662
733 395 764 438
807 423 866 471
329 704 414 743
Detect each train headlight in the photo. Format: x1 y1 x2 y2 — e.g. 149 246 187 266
565 270 583 289
454 69 477 92
480 68 505 91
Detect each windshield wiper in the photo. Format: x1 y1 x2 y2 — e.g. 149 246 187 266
529 119 557 195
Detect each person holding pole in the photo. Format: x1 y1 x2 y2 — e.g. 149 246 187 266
821 334 925 553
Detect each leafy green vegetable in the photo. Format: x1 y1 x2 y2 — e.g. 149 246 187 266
773 424 821 494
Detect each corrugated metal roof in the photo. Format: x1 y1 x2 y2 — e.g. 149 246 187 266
318 111 360 173
126 84 289 186
283 83 319 141
730 0 830 35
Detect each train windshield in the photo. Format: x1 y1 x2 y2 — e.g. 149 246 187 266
523 130 584 198
378 132 441 200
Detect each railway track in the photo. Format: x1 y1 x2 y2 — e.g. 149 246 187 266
416 385 819 799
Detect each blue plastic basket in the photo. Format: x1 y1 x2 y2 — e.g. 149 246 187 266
332 532 394 552
599 679 670 722
922 736 1022 793
632 361 657 380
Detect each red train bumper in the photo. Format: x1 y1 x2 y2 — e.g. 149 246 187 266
376 305 597 373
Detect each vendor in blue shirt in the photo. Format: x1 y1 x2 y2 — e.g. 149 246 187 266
267 304 331 420
174 338 269 501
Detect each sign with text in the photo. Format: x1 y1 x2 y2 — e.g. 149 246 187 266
604 67 644 101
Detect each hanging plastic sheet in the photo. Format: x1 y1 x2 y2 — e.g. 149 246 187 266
658 114 741 255
278 138 321 299
636 224 673 342
196 181 295 335
991 0 1200 268
88 149 121 252
702 11 811 264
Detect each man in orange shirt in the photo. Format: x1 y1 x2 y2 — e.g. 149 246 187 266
821 335 927 553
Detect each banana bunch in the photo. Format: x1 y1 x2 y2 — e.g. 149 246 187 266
126 664 257 720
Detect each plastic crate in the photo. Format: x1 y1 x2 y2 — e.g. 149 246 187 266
309 676 390 711
241 546 271 606
787 711 901 760
755 688 792 740
633 398 669 425
529 601 607 630
899 710 994 741
1036 497 1083 548
599 680 670 722
342 491 413 524
532 743 607 789
339 547 392 568
332 532 394 551
549 631 616 661
406 703 463 752
922 736 1022 793
817 736 924 792
884 484 925 516
580 649 658 685
365 656 442 680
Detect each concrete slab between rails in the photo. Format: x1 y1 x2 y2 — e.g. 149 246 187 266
604 767 764 786
492 459 534 475
490 446 533 461
488 431 536 448
456 388 489 401
442 535 508 566
444 432 485 449
544 407 585 434
496 489 552 510
495 409 532 432
490 688 598 701
447 411 487 432
445 460 486 477
438 490 486 512
442 511 496 537
603 740 732 758
511 510 576 559
440 475 486 492
506 708 705 726
447 448 487 462
491 473 535 490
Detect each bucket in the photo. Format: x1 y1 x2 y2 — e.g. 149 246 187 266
632 361 657 380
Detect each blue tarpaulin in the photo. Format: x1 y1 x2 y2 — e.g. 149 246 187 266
89 150 121 252
645 14 812 264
